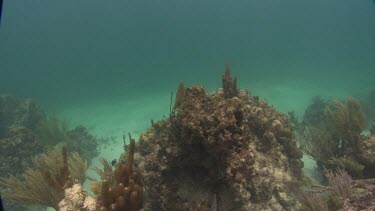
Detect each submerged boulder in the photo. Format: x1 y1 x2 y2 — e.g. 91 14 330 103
133 68 303 210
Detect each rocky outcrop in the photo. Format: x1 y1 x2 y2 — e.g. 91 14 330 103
133 69 303 210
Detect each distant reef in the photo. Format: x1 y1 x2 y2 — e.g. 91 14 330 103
2 65 375 211
0 94 99 210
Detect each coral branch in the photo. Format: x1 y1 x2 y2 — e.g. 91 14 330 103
94 135 143 210
222 64 238 99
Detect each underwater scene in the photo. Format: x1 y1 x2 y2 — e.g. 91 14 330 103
0 0 375 210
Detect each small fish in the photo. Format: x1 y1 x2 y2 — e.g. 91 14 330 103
111 159 117 166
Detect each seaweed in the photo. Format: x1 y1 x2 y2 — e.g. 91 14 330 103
0 145 87 209
299 97 372 178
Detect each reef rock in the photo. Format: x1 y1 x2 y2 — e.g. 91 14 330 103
58 183 96 211
0 95 45 138
134 76 303 210
0 95 47 179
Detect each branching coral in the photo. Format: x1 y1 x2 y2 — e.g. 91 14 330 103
222 64 238 99
296 169 373 211
297 189 329 211
0 145 87 209
174 81 186 112
325 98 366 155
327 157 364 179
91 137 143 210
300 126 339 164
299 97 371 178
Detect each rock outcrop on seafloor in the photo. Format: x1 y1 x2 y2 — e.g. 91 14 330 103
58 184 96 211
132 65 303 210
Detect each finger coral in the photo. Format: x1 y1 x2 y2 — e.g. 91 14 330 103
222 64 239 99
92 137 143 211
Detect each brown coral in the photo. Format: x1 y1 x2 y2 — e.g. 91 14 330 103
222 64 239 99
93 137 143 211
133 69 303 210
300 97 372 178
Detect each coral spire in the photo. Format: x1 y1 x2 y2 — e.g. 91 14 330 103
222 63 238 99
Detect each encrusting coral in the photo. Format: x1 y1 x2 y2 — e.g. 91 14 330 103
90 135 143 211
0 145 87 210
134 65 303 210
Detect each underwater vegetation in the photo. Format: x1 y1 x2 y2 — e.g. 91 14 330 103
298 168 375 211
134 65 303 210
89 135 143 211
0 95 100 210
0 94 98 176
1 65 374 210
298 96 375 178
0 145 87 210
35 114 99 163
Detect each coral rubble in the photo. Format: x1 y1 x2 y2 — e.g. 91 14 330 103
134 65 303 210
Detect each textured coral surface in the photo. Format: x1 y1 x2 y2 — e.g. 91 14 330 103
135 80 303 210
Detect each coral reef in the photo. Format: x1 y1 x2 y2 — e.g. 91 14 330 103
299 97 375 178
58 183 96 211
35 115 99 163
90 136 144 210
0 95 47 177
0 95 99 170
298 169 375 211
361 90 375 125
0 95 99 202
174 81 186 112
134 66 303 210
0 145 87 210
0 94 45 137
66 126 100 163
222 64 239 99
